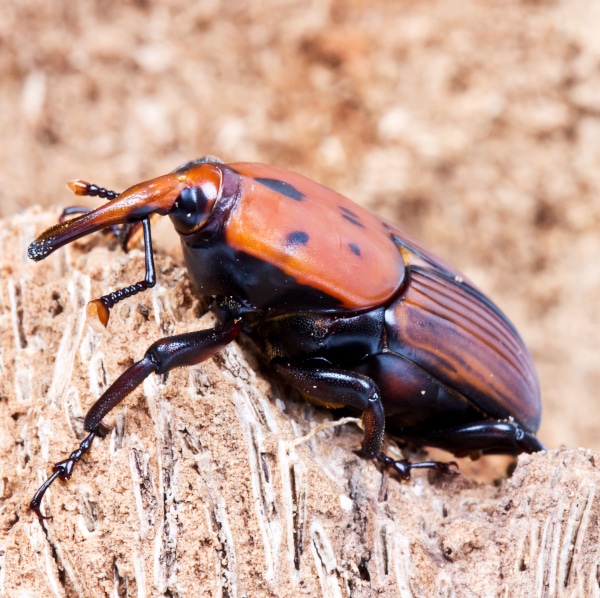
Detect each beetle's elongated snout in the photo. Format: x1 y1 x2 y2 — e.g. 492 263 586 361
27 172 185 262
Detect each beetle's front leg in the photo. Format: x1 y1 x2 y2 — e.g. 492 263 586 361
273 363 385 458
31 318 242 519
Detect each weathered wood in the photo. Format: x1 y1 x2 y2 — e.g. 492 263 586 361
1 211 598 597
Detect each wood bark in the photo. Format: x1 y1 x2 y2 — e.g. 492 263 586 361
1 211 599 597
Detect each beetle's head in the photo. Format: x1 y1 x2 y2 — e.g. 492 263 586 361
28 161 223 262
28 158 225 328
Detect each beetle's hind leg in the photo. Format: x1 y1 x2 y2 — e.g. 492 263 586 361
273 362 462 481
400 420 546 456
377 419 547 482
273 362 386 459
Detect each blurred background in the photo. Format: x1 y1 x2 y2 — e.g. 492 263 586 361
2 0 599 452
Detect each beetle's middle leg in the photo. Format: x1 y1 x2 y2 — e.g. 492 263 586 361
31 318 242 519
273 363 386 458
274 362 460 480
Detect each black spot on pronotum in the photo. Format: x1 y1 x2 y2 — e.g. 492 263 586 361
341 214 366 228
349 243 361 256
255 177 304 201
339 206 360 219
287 231 309 245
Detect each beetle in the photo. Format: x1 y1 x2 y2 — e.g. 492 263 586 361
28 156 545 519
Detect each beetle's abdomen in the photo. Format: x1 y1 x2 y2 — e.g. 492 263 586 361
386 268 541 432
224 163 406 310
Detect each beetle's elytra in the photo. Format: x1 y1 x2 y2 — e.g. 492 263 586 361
28 156 545 519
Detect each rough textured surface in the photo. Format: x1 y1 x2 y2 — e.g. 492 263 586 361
1 212 600 597
2 0 600 595
2 0 600 453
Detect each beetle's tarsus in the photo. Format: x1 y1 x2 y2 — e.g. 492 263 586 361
376 452 460 480
30 430 97 522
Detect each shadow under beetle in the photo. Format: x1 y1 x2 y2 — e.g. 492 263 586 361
28 157 545 519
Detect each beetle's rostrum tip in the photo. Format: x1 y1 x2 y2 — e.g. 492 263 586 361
27 240 50 262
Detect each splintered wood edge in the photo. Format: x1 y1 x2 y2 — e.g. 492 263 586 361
1 210 599 597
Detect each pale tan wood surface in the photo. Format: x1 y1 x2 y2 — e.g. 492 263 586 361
1 212 598 597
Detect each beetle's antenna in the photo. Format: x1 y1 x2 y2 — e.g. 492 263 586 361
61 181 122 236
66 180 120 201
87 217 156 331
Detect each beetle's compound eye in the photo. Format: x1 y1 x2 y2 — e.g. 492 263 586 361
170 175 220 235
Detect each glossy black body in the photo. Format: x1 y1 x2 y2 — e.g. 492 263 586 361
172 161 542 455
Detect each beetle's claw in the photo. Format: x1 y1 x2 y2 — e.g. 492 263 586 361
31 505 53 521
376 452 461 481
30 431 98 522
30 469 63 520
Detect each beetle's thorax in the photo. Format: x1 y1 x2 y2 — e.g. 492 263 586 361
179 164 408 312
